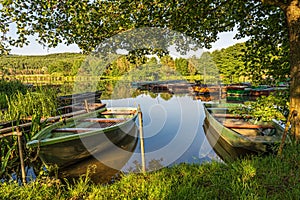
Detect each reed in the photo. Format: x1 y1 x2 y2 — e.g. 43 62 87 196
0 87 58 123
0 79 28 109
0 86 59 180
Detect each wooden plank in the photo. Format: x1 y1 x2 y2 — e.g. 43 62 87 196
0 131 22 138
206 107 229 111
0 110 87 135
80 118 126 123
213 113 252 119
223 123 274 129
101 110 136 115
52 128 99 133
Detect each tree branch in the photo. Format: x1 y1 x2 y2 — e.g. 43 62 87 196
259 0 288 10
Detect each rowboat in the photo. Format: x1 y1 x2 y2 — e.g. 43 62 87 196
203 103 285 160
27 107 138 169
57 90 102 106
226 84 251 96
250 85 275 96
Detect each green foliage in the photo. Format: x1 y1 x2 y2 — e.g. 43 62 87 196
231 92 289 122
212 43 247 84
0 79 28 109
0 87 58 179
0 137 19 179
175 58 189 76
0 87 58 123
0 1 240 53
234 3 290 85
193 52 220 84
0 53 85 76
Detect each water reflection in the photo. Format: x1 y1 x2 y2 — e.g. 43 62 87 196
103 92 219 172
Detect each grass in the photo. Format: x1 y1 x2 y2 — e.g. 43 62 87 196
0 82 59 179
0 87 58 123
0 144 300 200
0 79 28 109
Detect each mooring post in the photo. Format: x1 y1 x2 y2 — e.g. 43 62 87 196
218 81 222 104
138 105 146 173
84 99 90 113
278 109 297 157
16 127 26 184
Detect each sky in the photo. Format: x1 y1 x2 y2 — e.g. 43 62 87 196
9 30 248 56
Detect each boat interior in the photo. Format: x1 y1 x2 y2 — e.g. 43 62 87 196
49 109 137 137
206 107 280 138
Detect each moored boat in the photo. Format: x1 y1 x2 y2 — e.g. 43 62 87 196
226 84 251 96
203 103 285 158
192 84 209 94
27 107 138 169
57 90 102 106
250 85 275 96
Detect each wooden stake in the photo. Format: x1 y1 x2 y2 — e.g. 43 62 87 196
138 105 146 173
278 109 297 157
219 81 222 104
84 100 90 113
16 127 26 184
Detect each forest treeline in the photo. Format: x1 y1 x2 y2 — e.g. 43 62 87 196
0 43 276 84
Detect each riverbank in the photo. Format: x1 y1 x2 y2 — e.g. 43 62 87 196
1 144 299 199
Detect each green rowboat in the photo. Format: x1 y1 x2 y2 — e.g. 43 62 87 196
27 107 138 169
226 84 251 96
203 103 285 159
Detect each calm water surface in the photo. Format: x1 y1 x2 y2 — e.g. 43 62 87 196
102 93 221 172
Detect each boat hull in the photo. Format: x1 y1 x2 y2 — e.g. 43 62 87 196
27 107 138 169
203 103 284 158
203 118 259 161
227 88 250 96
58 125 138 183
39 122 137 168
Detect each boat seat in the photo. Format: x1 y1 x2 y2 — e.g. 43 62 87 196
79 118 126 123
101 110 136 115
223 123 274 129
212 113 252 119
52 128 99 133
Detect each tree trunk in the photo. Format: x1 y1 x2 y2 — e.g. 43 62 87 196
285 1 300 140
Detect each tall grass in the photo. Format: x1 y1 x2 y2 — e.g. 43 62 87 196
0 87 58 123
0 86 59 180
0 144 299 199
0 79 28 109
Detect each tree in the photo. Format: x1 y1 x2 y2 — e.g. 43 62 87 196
0 0 300 138
211 43 246 84
175 58 189 76
195 52 220 84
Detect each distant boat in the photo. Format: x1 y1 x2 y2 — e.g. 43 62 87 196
27 107 138 169
57 90 103 106
250 85 275 96
192 84 227 95
226 84 251 96
203 103 285 159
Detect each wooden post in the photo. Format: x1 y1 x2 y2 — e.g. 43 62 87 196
219 82 222 104
138 105 146 173
278 109 297 157
16 127 26 184
84 100 90 113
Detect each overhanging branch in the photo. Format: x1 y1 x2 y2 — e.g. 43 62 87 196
259 0 288 10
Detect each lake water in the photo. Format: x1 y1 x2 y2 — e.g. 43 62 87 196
102 92 222 172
